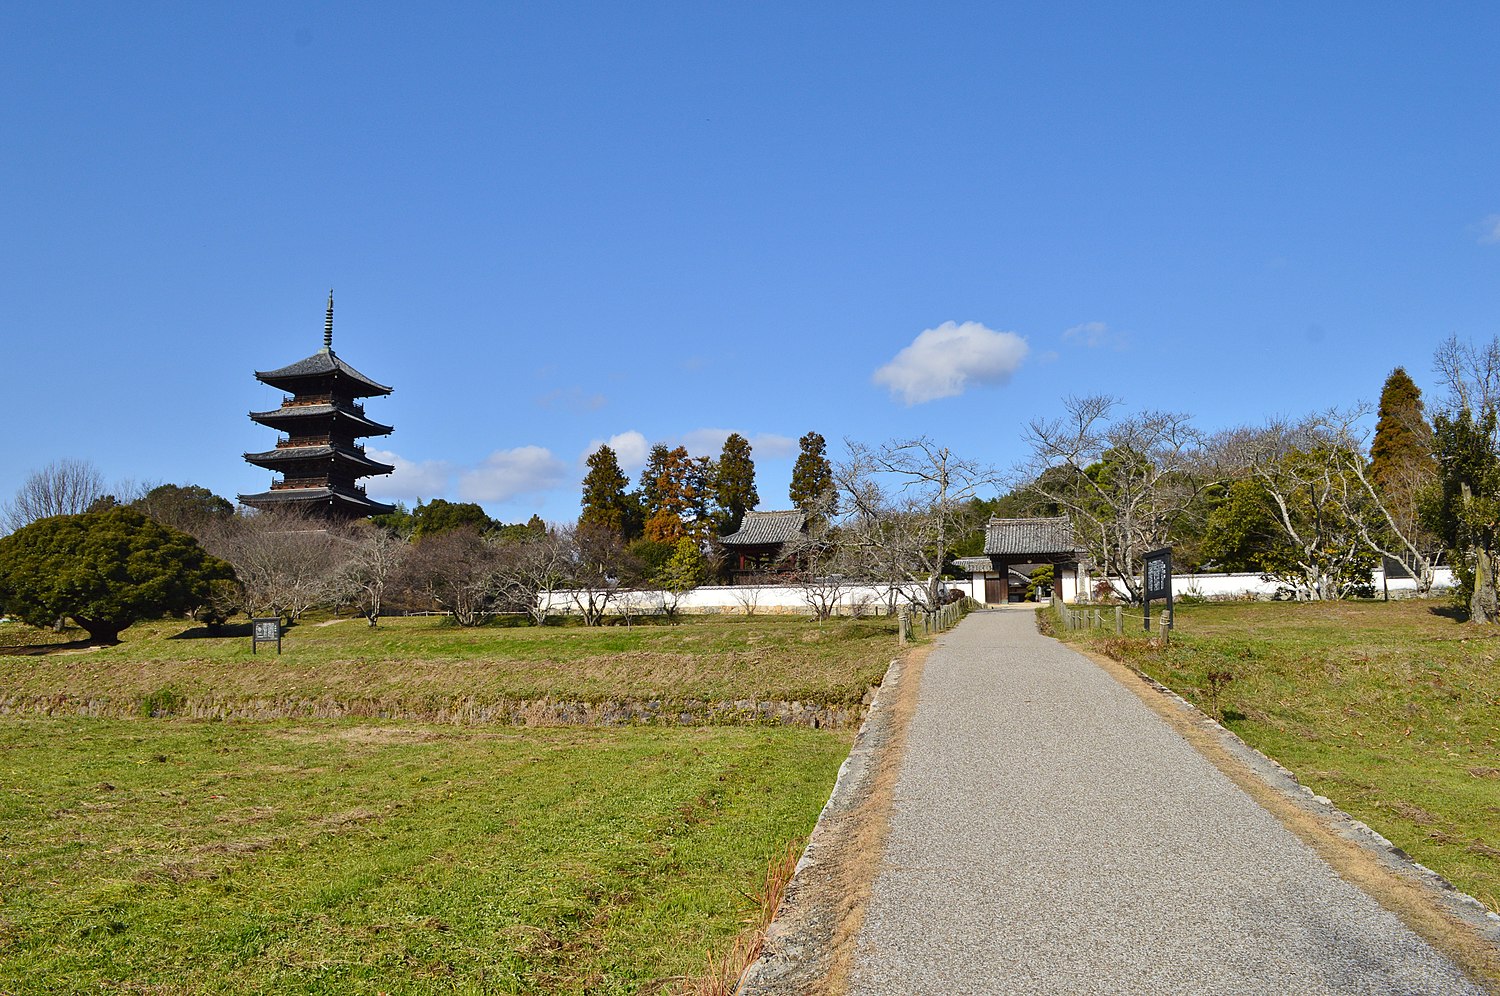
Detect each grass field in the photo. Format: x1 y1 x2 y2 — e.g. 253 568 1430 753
0 717 849 994
0 613 898 993
1051 599 1500 912
0 614 897 715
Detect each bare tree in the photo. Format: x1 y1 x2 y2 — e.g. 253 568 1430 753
331 523 409 627
731 585 762 616
401 527 503 626
1434 335 1500 442
780 502 854 620
836 436 996 611
564 524 635 626
1308 408 1443 595
1022 396 1210 603
4 459 108 531
1210 416 1377 600
202 509 344 621
491 529 572 625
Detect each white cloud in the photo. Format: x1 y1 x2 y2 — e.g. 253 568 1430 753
1062 321 1127 350
872 321 1028 405
748 433 797 459
364 449 452 501
582 430 650 473
680 428 735 457
1482 214 1500 245
458 446 569 504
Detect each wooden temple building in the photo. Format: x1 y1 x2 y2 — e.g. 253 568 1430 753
719 510 808 583
954 516 1087 604
238 293 396 519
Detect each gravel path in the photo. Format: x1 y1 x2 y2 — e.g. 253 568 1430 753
847 608 1486 995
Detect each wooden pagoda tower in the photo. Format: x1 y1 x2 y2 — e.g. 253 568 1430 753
239 293 397 519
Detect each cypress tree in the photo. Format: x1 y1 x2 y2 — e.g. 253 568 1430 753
789 432 837 517
580 444 631 535
1370 367 1435 493
715 433 759 534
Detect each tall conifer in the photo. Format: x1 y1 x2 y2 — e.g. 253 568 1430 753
1370 367 1435 493
789 432 837 518
715 433 758 534
581 445 631 535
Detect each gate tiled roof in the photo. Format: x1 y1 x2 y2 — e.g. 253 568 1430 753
983 516 1076 556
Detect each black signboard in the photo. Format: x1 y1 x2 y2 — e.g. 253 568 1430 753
1143 547 1173 631
252 617 282 655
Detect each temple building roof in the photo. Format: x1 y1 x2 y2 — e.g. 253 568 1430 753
983 516 1078 557
720 510 807 546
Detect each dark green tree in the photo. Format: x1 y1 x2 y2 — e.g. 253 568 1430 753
0 507 234 644
581 444 633 536
410 498 494 539
132 483 235 535
790 432 837 519
1424 408 1500 622
1370 367 1435 493
714 433 759 535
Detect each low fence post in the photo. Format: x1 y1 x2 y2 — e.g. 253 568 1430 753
1114 605 1123 635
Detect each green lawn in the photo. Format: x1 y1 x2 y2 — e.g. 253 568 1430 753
1052 599 1500 912
0 614 897 715
0 717 849 994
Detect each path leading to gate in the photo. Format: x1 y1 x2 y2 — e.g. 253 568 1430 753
847 608 1486 995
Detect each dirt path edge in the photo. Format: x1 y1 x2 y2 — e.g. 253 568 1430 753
736 642 931 995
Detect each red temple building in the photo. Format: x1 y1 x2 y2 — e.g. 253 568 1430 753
238 293 396 519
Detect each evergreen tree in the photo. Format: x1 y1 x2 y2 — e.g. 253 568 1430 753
715 433 759 534
1425 407 1500 622
1370 367 1435 493
656 536 707 592
641 445 696 543
0 507 234 644
410 499 494 539
789 432 837 518
580 444 632 535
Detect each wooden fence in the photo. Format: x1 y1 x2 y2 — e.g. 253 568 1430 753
897 596 979 644
1050 595 1172 641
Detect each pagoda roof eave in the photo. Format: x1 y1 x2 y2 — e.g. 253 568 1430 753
238 486 396 516
248 405 394 436
254 348 393 396
242 445 396 475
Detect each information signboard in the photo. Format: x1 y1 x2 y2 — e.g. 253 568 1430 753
252 617 282 655
1143 547 1173 631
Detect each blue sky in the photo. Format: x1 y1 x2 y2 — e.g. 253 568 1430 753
3 3 1498 525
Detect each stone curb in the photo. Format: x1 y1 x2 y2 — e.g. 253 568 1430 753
736 653 907 994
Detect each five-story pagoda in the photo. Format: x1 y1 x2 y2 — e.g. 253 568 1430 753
239 293 396 519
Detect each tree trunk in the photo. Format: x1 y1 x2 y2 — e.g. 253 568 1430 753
1472 544 1498 623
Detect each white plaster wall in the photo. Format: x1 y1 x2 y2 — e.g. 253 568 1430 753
538 582 932 616
1089 567 1456 601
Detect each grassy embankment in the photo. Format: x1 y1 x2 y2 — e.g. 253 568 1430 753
1050 599 1500 913
0 614 899 993
0 613 896 716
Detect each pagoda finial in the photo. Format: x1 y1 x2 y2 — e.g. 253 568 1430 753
323 289 334 351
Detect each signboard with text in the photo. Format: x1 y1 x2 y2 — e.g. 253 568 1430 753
251 617 282 655
1143 547 1173 631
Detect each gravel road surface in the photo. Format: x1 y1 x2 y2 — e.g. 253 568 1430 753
848 607 1486 995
